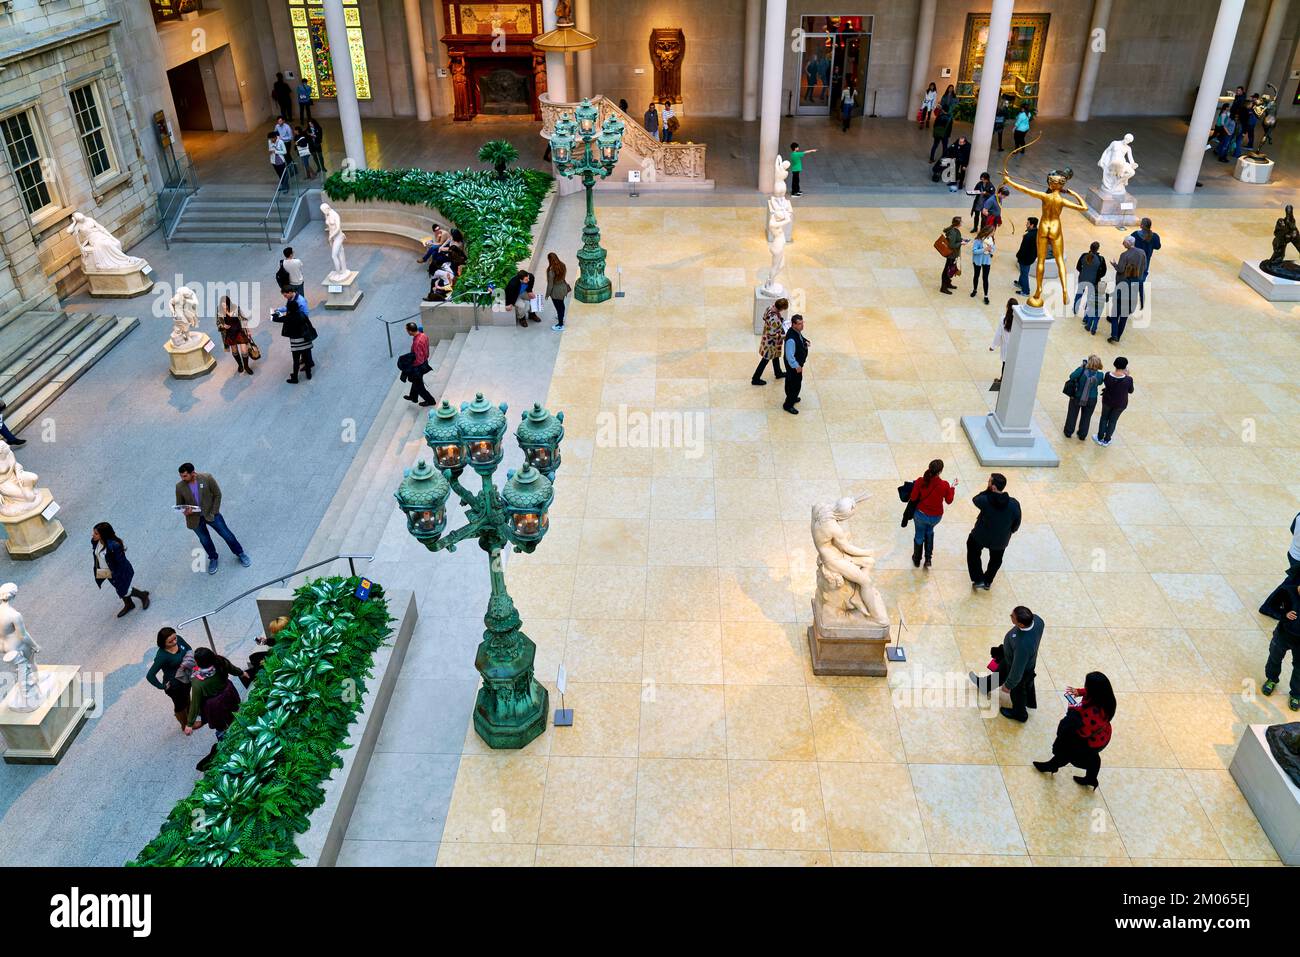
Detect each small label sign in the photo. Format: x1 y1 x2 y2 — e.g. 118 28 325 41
1119 202 1134 210
628 170 641 183
203 338 215 352
328 284 343 294
41 500 59 522
141 264 153 275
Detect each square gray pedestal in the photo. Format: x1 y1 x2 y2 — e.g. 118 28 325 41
962 414 1060 468
1238 260 1300 302
1083 188 1138 228
753 286 780 335
1229 724 1300 865
807 599 890 677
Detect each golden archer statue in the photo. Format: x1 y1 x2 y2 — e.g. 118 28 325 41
1002 135 1087 308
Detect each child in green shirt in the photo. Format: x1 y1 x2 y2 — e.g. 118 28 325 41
788 141 818 196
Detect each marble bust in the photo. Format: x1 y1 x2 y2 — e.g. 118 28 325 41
1098 133 1138 194
169 286 201 347
811 493 889 626
0 582 43 712
66 212 147 273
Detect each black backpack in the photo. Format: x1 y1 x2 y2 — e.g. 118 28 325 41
275 260 290 290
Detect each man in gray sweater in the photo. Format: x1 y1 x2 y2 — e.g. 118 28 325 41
999 605 1043 722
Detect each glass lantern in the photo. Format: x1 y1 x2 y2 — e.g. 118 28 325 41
456 392 508 475
394 458 451 544
500 464 554 549
515 403 565 479
550 129 574 166
423 400 465 475
597 129 620 165
575 99 598 136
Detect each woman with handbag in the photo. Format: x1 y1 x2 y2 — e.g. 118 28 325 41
273 293 315 383
217 295 254 375
907 459 957 569
92 522 150 619
402 321 435 406
1074 242 1108 334
147 627 193 730
546 253 571 332
1033 672 1116 790
919 82 937 128
1063 355 1104 441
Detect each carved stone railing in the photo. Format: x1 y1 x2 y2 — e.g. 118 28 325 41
539 93 708 181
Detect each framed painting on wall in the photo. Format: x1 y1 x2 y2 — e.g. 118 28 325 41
958 13 1049 104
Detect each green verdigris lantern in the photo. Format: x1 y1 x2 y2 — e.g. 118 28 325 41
515 403 565 479
424 399 466 476
550 98 624 304
393 459 450 543
501 465 553 549
457 392 507 474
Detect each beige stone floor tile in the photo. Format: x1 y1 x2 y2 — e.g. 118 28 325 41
1222 483 1300 526
930 853 1033 866
1100 768 1230 860
562 619 644 684
909 764 1026 856
1090 692 1179 769
1031 856 1133 866
832 851 933 866
1193 524 1292 577
714 519 787 570
441 754 549 844
1186 628 1271 695
775 478 843 521
1160 484 1252 527
721 620 806 686
646 518 718 566
583 476 652 519
1077 572 1176 629
534 845 634 867
982 696 1061 766
1075 450 1155 485
537 756 638 847
634 758 731 848
806 684 905 763
653 377 712 410
770 440 838 480
711 440 776 477
524 619 568 688
718 565 798 622
724 685 816 761
876 569 950 625
645 565 721 621
504 563 575 621
633 846 733 866
1001 765 1127 857
709 408 769 442
1111 626 1216 693
895 697 996 766
1144 691 1288 770
436 843 536 867
1004 571 1104 628
732 848 834 865
819 761 927 854
1184 768 1279 862
642 620 723 685
549 682 642 758
1053 525 1145 574
1037 627 1139 694
727 760 830 851
577 517 648 566
570 564 646 620
1099 483 1182 526
712 477 775 521
1129 444 1216 484
639 684 727 759
1151 573 1256 631
1122 525 1218 574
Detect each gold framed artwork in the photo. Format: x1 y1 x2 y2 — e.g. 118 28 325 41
453 3 536 35
958 13 1049 99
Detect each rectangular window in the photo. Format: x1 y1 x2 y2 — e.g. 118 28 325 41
0 111 53 217
70 84 116 180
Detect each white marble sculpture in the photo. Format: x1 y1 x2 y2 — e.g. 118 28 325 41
639 154 658 184
169 286 201 347
321 203 350 281
810 493 889 626
0 442 39 518
763 161 793 296
1098 133 1139 195
0 582 42 711
66 212 147 273
769 153 794 243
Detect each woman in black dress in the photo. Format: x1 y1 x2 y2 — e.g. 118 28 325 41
92 522 150 618
217 295 254 375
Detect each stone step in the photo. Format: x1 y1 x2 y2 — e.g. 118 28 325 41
6 316 139 433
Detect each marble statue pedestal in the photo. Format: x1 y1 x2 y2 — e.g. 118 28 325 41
1083 188 1138 228
83 262 154 298
753 285 782 335
1230 724 1300 865
1239 260 1300 302
0 488 66 559
324 270 363 310
962 302 1059 467
1235 155 1274 184
0 664 92 764
164 333 217 379
807 598 891 677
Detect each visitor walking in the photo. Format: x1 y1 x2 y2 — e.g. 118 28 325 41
1012 106 1032 153
0 401 26 447
1129 218 1161 311
660 100 678 142
307 118 326 173
271 72 293 123
545 253 571 331
753 297 788 385
1109 237 1145 343
147 627 193 731
296 78 313 123
401 321 435 407
994 95 1010 151
939 216 965 294
274 115 297 174
920 82 937 127
966 473 1021 589
217 296 254 375
939 83 957 118
267 131 287 189
988 298 1014 389
1261 572 1300 711
998 605 1042 721
970 227 995 304
643 101 659 141
1216 110 1239 161
907 458 956 569
184 646 247 771
782 314 808 415
970 172 994 231
1015 217 1038 295
175 463 251 575
294 127 317 178
929 105 953 163
840 83 857 132
91 522 150 619
1074 241 1108 334
789 142 816 196
947 135 972 190
1063 355 1105 441
1033 672 1116 789
276 247 305 297
272 288 316 383
1093 356 1133 447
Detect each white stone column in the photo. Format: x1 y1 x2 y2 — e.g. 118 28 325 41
757 0 788 192
1072 0 1113 122
742 0 761 121
1250 0 1290 93
323 0 366 169
907 0 937 117
963 0 1013 192
542 0 568 102
402 0 432 121
1174 0 1245 194
575 0 593 99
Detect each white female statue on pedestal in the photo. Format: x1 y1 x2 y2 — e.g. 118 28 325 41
768 153 794 243
763 156 793 295
321 203 350 281
0 441 39 517
66 212 147 273
1098 133 1139 194
810 493 889 626
169 286 201 347
0 582 43 712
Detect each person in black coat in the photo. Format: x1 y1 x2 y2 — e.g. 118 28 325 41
92 522 150 618
504 269 535 308
1261 572 1300 711
966 473 1021 589
1015 217 1038 296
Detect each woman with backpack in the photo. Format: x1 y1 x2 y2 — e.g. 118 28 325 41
183 646 247 771
1074 241 1108 334
92 522 150 619
908 459 957 569
1063 354 1105 441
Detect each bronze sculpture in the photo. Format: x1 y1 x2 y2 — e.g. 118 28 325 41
1261 204 1300 281
1002 135 1088 308
649 28 685 102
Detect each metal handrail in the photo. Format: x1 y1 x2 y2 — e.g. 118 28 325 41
176 552 374 649
376 312 423 358
155 159 199 251
377 286 495 357
260 161 302 250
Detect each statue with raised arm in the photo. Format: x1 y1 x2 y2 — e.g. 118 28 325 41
1003 138 1088 308
321 203 350 281
811 493 889 626
1098 133 1138 194
169 285 201 347
0 582 43 711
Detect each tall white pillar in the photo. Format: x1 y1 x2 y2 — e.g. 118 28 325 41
1250 0 1290 93
907 0 937 117
575 0 593 99
1072 0 1113 122
742 0 761 121
757 0 788 192
402 0 432 121
323 0 366 169
1174 0 1245 193
542 0 568 102
964 0 1013 192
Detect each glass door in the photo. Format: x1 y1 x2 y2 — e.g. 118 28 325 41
796 36 834 115
795 16 872 117
827 34 869 116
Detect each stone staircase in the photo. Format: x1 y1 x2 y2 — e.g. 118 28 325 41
301 331 468 567
0 305 139 432
169 186 301 245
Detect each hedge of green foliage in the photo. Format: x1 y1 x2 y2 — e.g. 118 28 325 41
323 165 553 306
131 577 392 867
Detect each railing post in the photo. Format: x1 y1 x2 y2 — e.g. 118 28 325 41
348 557 357 577
201 616 215 651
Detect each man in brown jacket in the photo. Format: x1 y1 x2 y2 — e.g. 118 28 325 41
175 463 251 575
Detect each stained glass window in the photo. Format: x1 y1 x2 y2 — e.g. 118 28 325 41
287 0 371 100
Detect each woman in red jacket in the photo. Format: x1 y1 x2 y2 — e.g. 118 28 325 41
1033 671 1116 789
908 458 956 568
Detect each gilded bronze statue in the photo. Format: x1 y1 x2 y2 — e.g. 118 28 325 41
1002 135 1088 308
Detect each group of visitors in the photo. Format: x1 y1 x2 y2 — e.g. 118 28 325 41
500 255 571 332
923 85 1032 184
416 224 468 302
1071 219 1160 342
1061 354 1133 446
752 297 809 415
266 115 325 187
642 99 680 142
1211 85 1273 161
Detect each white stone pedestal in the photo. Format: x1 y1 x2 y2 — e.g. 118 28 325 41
0 664 93 764
962 302 1059 467
84 262 154 298
808 599 890 677
1239 260 1300 301
0 488 66 559
1235 155 1274 184
324 270 363 310
164 333 217 379
1083 187 1138 228
1230 724 1300 865
753 285 781 335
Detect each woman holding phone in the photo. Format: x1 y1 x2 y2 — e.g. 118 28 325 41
1032 671 1116 789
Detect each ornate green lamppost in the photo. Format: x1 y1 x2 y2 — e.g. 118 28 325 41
549 99 624 303
394 395 566 749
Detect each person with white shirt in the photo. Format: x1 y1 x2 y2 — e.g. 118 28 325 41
274 116 297 174
267 132 287 189
1288 511 1300 577
988 297 1015 391
280 246 305 297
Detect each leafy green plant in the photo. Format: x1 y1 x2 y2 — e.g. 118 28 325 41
478 139 520 180
322 160 552 306
130 577 392 867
